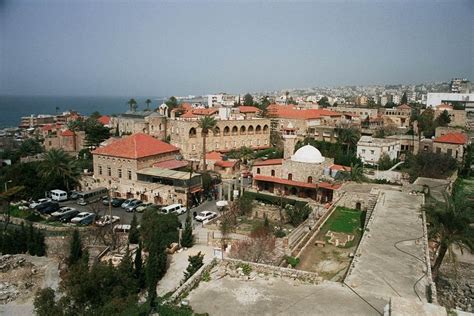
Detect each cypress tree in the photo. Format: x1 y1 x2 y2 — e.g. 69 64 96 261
183 251 204 281
145 248 159 306
134 242 145 289
68 230 83 266
181 212 193 248
128 214 140 244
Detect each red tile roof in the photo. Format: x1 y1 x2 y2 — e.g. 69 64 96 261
397 104 411 110
434 133 468 145
61 129 75 137
253 159 283 166
98 115 110 125
215 160 237 168
254 175 341 190
180 103 192 111
206 151 223 160
180 112 198 119
239 106 260 113
92 133 179 159
330 164 351 172
268 104 341 120
42 124 54 131
152 159 188 170
192 108 218 116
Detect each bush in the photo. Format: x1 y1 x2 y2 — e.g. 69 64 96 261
285 256 300 268
285 204 312 227
239 263 252 276
274 229 286 238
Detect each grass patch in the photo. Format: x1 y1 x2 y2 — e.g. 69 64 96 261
7 207 43 222
323 207 364 234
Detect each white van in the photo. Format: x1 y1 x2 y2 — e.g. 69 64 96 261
161 203 187 215
50 189 68 201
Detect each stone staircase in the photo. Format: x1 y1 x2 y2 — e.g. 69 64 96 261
364 189 380 228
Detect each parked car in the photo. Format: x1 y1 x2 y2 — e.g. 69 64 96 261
121 199 137 209
195 211 217 222
59 210 80 223
111 198 126 207
126 200 143 212
29 198 51 209
135 203 153 213
68 191 80 200
51 206 76 218
38 202 60 215
95 215 120 227
161 203 187 215
71 212 95 224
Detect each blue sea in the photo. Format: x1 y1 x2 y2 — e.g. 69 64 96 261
0 95 167 128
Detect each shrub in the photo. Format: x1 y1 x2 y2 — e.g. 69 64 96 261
285 204 312 227
274 229 286 238
239 263 252 276
285 256 300 268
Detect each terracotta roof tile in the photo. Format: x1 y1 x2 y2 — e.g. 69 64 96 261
253 159 283 166
152 159 188 170
397 104 411 110
92 133 179 159
206 151 223 160
61 129 75 137
268 104 341 120
254 175 341 190
98 115 110 125
434 132 468 145
215 160 237 168
180 112 198 119
238 106 260 113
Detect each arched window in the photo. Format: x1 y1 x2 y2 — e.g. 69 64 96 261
223 126 230 136
240 126 246 135
307 176 312 183
189 127 197 138
257 168 261 174
213 127 220 136
232 126 238 135
263 125 269 133
288 173 293 180
256 125 262 134
248 125 254 134
271 169 275 177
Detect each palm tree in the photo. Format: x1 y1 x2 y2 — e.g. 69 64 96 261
145 99 152 111
350 163 364 182
338 127 360 155
67 120 83 153
127 98 138 112
198 116 217 171
39 149 81 192
424 187 474 279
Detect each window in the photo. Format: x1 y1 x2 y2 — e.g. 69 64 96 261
128 170 132 180
107 167 111 176
98 165 102 175
307 176 312 183
215 142 219 149
362 149 366 154
192 144 196 151
436 148 441 154
288 173 292 180
447 148 452 156
370 150 374 155
118 169 122 178
257 168 261 174
271 170 275 177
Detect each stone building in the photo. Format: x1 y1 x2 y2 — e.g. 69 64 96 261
110 110 167 140
91 133 202 205
357 136 400 165
433 104 466 127
44 129 86 155
167 115 271 161
379 104 411 128
432 132 468 161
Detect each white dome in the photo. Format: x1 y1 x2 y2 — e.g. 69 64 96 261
291 145 325 164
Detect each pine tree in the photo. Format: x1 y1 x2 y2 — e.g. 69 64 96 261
35 230 46 256
128 213 140 244
68 230 83 266
134 242 145 289
181 212 194 248
183 251 204 281
145 248 159 306
27 223 35 255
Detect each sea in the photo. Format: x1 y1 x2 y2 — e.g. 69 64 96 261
0 95 167 128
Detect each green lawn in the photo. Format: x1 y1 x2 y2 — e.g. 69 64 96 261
323 206 364 234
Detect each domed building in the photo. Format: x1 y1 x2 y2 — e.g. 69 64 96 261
251 127 345 203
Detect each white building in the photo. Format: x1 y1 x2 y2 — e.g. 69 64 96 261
426 93 474 109
207 94 237 107
357 136 400 165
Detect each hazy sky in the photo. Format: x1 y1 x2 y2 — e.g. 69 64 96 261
1 0 473 96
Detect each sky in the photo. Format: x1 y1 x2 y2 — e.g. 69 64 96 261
1 0 473 97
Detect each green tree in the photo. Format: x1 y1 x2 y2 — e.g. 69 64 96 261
434 110 451 127
418 107 436 137
145 98 152 110
424 186 474 278
183 251 204 281
127 98 138 111
318 96 330 107
90 111 101 119
243 93 254 106
181 212 194 248
165 96 178 111
198 116 218 171
39 149 80 192
34 288 63 316
337 127 360 155
68 230 83 266
378 153 395 170
128 213 140 244
285 204 311 226
350 163 364 182
18 138 43 157
84 118 110 147
134 241 145 289
401 92 408 105
235 194 253 216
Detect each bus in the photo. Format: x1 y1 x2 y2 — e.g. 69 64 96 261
77 187 108 206
50 189 68 201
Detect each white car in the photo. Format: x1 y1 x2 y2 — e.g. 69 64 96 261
51 207 76 217
71 212 94 224
29 198 51 209
95 215 120 227
195 211 217 222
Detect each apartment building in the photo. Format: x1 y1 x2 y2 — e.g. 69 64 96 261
357 136 400 165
